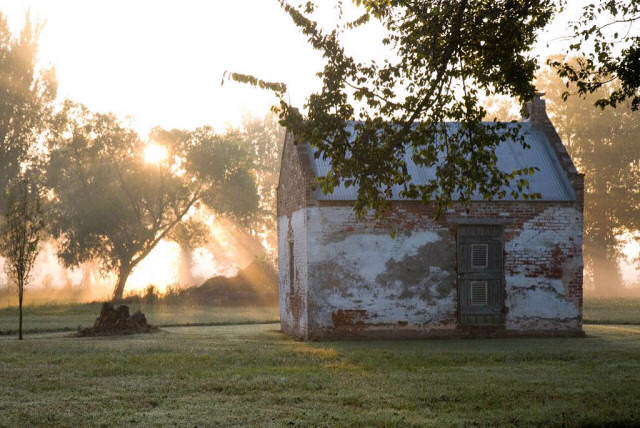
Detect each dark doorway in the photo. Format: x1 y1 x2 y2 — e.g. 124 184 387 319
457 225 505 325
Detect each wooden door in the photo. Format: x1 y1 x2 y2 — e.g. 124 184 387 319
457 225 505 326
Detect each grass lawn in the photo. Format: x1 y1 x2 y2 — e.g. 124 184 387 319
0 296 638 336
0 324 639 426
583 296 640 324
0 303 279 335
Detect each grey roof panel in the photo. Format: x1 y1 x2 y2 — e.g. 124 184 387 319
306 122 576 201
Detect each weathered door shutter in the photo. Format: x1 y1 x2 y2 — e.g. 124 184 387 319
488 242 503 271
458 244 472 272
457 226 505 326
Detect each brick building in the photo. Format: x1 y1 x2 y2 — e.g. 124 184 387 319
277 94 584 340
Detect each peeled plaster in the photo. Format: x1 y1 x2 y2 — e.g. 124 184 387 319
504 206 582 330
279 203 583 338
305 206 457 330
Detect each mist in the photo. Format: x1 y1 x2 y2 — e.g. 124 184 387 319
1 207 638 306
0 207 277 308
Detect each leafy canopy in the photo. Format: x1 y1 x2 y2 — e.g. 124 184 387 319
234 0 554 216
551 0 640 110
46 102 259 300
236 114 284 246
0 12 57 211
0 176 45 289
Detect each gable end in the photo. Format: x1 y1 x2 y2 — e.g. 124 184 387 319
527 93 585 210
277 131 317 217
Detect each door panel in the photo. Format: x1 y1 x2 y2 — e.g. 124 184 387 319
457 226 505 326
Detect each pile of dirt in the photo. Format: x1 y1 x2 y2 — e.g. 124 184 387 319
167 260 278 306
77 302 157 336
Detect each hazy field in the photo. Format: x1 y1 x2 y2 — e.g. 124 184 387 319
583 296 640 325
1 296 638 336
0 303 279 336
0 323 639 426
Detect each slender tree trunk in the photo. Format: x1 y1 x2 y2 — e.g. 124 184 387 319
18 278 23 340
112 263 133 302
177 244 194 287
592 246 623 295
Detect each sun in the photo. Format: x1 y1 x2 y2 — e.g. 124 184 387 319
144 143 168 164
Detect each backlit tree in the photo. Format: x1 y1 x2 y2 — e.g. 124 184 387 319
47 103 259 301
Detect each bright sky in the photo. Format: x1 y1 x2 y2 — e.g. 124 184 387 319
0 0 585 136
0 1 320 134
0 0 393 136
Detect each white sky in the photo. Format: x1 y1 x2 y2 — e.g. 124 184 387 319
0 0 584 135
0 0 394 135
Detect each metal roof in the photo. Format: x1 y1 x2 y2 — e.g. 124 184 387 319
305 122 576 201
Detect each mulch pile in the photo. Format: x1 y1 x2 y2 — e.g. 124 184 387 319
76 302 157 336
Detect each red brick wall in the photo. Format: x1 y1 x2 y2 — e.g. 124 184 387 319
277 131 315 219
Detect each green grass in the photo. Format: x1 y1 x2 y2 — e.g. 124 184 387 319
583 296 640 324
0 324 639 426
0 303 279 335
1 296 638 336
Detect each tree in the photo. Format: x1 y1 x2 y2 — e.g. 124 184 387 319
238 113 284 256
536 57 640 293
349 1 640 111
232 1 640 218
551 0 640 110
47 102 259 301
0 176 46 340
172 116 284 276
167 218 210 286
0 12 57 212
232 0 554 217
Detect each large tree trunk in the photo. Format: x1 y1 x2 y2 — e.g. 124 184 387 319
112 264 133 302
18 278 23 341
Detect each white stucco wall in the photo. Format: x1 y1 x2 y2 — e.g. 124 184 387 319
305 206 458 336
278 203 582 338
